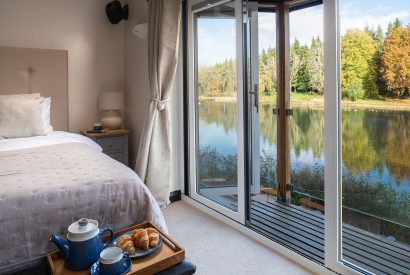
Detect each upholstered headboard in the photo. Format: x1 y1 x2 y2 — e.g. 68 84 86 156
0 46 68 131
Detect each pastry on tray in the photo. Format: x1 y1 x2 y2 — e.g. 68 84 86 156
117 227 160 253
147 228 160 247
133 228 149 251
117 235 135 254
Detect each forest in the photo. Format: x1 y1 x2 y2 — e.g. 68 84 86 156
197 19 410 101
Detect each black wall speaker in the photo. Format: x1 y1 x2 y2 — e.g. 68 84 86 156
105 0 129 24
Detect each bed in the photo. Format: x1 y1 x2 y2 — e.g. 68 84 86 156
0 47 167 272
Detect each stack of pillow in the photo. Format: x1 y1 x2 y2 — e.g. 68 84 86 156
0 93 53 139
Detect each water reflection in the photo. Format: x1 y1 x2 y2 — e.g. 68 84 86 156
198 100 410 232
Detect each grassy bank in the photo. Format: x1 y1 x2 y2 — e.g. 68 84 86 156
199 94 410 111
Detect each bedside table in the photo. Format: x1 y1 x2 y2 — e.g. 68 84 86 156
81 129 129 166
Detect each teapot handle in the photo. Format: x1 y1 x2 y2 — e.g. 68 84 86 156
100 226 114 249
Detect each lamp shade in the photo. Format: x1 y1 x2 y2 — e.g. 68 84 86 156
99 92 124 110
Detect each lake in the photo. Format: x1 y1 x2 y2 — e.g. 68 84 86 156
197 100 410 227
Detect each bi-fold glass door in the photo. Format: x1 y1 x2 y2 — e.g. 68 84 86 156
187 0 409 274
187 0 246 223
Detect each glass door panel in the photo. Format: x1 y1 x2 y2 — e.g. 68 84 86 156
248 2 327 264
248 7 279 216
289 4 324 211
189 0 246 223
339 1 410 274
254 10 278 200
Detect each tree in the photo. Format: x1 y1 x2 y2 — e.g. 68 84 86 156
386 18 402 37
365 25 388 96
259 47 276 96
290 39 303 92
197 59 236 97
381 26 410 97
342 110 378 175
384 114 410 180
307 37 324 94
341 29 378 100
290 39 312 93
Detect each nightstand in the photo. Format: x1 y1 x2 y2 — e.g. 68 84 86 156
81 129 129 166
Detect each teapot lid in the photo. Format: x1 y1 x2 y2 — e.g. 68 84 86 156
67 218 99 241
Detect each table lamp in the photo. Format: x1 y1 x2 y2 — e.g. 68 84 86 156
99 92 124 129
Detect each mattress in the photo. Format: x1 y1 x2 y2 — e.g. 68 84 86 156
0 132 167 270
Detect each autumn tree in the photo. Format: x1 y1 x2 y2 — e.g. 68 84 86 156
198 59 236 97
341 29 378 100
381 26 410 97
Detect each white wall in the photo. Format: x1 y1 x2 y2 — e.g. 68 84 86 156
124 0 184 192
0 0 124 132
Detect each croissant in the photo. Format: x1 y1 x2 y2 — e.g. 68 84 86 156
133 229 149 251
131 228 144 240
117 235 135 254
147 227 160 247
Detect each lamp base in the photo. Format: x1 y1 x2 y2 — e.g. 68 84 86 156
101 110 122 129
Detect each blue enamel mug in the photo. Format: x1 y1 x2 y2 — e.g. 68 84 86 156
50 218 114 270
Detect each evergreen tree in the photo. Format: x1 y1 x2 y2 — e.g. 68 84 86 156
365 25 388 96
307 37 324 94
386 18 403 36
259 47 276 97
290 39 303 92
294 44 311 93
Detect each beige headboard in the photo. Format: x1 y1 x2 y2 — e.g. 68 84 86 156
0 46 68 131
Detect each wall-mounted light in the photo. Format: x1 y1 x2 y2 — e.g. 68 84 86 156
105 0 129 24
132 23 148 39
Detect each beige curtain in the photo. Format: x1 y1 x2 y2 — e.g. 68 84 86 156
135 0 182 207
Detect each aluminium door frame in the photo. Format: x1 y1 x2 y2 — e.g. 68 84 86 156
187 0 247 224
323 0 368 274
185 0 371 273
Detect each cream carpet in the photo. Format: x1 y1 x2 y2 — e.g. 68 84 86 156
162 200 313 275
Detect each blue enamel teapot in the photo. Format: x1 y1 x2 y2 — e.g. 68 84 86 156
50 218 114 270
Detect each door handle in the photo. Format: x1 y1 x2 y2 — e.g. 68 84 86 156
249 84 259 113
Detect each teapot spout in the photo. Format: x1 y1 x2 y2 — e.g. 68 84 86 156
49 235 69 259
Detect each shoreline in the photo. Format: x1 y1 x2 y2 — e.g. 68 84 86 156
199 96 410 111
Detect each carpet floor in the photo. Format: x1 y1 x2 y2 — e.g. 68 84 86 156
162 200 313 275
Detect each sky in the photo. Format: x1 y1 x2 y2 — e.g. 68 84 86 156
197 0 410 66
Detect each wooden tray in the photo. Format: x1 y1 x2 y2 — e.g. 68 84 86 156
47 221 185 275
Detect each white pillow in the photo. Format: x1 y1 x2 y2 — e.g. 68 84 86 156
0 95 46 138
0 93 41 99
42 97 53 134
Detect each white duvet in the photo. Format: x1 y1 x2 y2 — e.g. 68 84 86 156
0 132 167 270
0 131 102 152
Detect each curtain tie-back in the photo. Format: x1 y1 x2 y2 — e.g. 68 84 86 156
151 97 169 111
